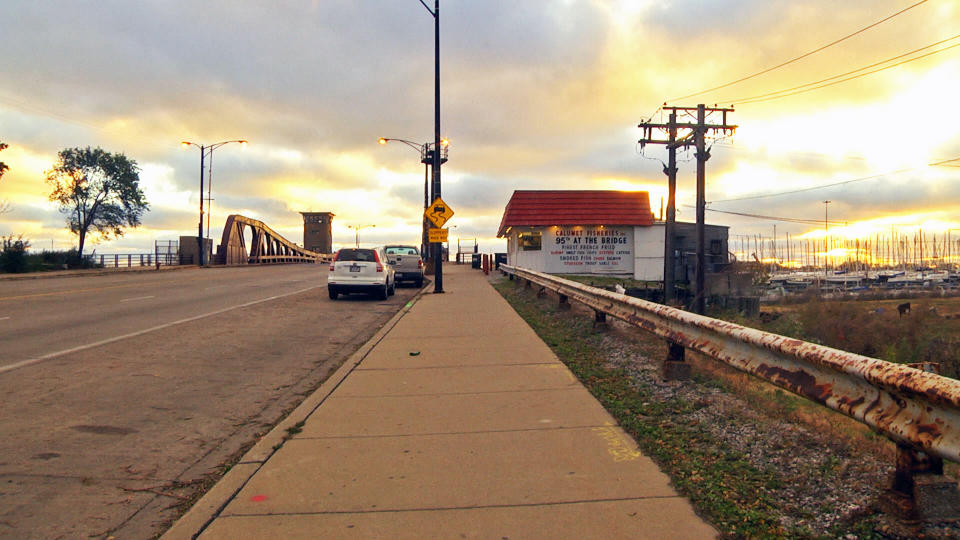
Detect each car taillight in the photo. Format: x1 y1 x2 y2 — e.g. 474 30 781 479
373 250 384 272
418 259 423 268
329 251 338 271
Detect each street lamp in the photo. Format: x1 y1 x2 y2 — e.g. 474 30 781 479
181 139 248 266
416 0 445 293
347 224 376 248
378 137 449 261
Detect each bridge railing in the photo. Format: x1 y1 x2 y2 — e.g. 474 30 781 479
95 253 184 268
501 263 960 519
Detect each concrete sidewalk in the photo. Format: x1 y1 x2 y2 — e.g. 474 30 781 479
164 264 715 539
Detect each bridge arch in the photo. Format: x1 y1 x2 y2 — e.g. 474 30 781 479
215 214 326 265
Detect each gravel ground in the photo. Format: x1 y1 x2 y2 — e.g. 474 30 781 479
599 326 889 537
494 274 960 538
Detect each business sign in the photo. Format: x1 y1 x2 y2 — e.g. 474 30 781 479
543 226 634 274
425 197 454 228
428 227 449 243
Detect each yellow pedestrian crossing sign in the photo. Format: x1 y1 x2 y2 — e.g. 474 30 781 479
425 197 454 228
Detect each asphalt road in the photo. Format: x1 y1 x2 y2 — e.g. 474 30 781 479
0 265 333 369
0 265 420 538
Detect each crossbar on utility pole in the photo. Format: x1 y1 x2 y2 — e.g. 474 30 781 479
638 104 736 314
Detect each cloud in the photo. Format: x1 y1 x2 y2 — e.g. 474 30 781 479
1 1 958 256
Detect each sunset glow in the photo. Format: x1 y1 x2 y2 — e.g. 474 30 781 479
0 1 957 256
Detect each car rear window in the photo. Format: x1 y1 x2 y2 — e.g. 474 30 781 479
337 248 377 262
385 247 418 255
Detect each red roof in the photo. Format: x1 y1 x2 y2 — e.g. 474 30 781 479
497 190 653 237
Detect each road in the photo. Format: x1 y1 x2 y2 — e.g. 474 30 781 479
0 265 419 538
1 265 331 368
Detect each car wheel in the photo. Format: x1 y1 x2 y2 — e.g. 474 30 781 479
415 277 424 288
388 279 396 296
328 287 338 300
378 283 388 300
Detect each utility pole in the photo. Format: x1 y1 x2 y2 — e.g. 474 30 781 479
639 104 735 314
430 0 443 293
824 200 831 276
662 111 678 304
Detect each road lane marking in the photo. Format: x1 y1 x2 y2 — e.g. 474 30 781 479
120 295 155 303
0 277 209 302
0 316 9 321
0 285 320 375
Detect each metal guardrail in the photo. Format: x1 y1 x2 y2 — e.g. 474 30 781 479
500 264 960 465
95 253 182 268
256 254 333 264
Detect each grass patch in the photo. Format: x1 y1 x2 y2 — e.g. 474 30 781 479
494 278 798 537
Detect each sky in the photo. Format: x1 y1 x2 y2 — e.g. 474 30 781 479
1 0 958 258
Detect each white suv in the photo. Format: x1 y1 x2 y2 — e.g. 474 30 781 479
327 247 396 300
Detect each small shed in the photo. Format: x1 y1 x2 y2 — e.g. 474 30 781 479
496 190 728 281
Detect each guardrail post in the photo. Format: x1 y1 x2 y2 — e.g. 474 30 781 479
663 341 690 380
558 294 570 311
593 310 608 330
881 362 960 522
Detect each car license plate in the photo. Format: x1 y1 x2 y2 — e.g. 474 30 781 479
349 265 361 272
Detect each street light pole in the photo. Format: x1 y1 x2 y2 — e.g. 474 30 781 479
198 146 206 266
181 140 248 266
347 224 375 248
432 0 443 293
418 0 443 293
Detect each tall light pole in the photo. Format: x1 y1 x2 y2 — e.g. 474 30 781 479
347 224 376 248
378 137 449 261
417 0 444 293
181 140 248 266
824 200 831 276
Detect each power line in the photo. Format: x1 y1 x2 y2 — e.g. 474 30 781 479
684 205 847 226
670 0 929 101
722 33 960 104
731 39 960 105
709 156 960 203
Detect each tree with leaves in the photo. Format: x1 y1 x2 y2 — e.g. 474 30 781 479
46 147 149 257
0 141 9 214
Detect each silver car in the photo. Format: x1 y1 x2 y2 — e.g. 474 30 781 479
327 247 396 300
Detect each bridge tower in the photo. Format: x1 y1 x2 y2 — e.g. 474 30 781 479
301 212 335 254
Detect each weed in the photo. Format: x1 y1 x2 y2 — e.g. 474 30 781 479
494 279 789 537
284 421 305 437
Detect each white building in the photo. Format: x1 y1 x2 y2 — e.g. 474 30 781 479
497 190 729 282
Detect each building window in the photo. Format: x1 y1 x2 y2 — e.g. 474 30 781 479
518 232 542 251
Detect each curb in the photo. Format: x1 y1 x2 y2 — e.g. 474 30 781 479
161 282 431 540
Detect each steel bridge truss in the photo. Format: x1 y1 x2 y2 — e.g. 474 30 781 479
215 214 328 265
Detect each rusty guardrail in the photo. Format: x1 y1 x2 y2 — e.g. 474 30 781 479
500 265 960 458
502 264 960 518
